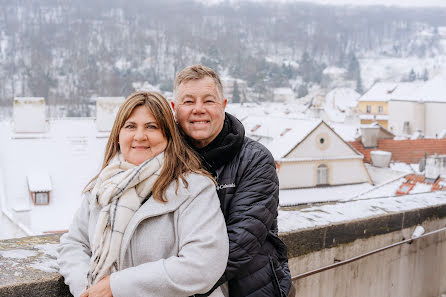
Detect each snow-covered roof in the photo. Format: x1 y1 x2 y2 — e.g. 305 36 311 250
0 118 107 235
27 172 52 192
323 88 360 122
273 88 294 95
359 82 398 102
389 82 424 101
241 115 321 159
416 72 446 102
278 191 446 232
322 66 347 76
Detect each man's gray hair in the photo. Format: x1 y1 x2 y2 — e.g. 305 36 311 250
173 64 224 101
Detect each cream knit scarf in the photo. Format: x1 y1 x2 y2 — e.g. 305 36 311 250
85 152 164 286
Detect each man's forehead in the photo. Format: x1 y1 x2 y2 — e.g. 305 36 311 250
178 78 219 95
180 76 216 88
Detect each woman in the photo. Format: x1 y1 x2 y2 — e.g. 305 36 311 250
57 91 229 297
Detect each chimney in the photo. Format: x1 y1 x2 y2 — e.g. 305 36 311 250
425 154 443 180
95 97 125 132
13 97 46 133
370 150 392 168
360 123 380 148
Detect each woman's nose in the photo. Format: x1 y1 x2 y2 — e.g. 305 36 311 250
134 128 146 140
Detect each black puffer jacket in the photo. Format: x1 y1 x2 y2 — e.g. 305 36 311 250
193 113 292 297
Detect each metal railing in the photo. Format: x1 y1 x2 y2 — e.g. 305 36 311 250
292 226 446 281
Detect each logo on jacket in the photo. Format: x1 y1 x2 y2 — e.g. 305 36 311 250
216 183 236 191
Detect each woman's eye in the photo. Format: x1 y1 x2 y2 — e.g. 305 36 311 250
125 124 134 129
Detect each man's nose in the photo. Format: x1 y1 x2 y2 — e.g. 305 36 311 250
192 101 205 113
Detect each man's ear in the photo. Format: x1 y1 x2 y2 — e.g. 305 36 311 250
222 98 227 109
170 101 176 111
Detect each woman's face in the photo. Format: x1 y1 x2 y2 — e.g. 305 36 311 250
118 105 167 165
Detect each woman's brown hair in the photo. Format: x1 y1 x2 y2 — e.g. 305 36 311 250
85 91 212 202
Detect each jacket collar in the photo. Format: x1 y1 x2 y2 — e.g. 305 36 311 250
119 182 190 263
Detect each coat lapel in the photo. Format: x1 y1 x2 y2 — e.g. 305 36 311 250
119 184 190 263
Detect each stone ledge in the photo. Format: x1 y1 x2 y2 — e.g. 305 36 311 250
0 234 71 297
1 204 446 296
281 203 446 258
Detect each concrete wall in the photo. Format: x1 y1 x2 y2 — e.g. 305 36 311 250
1 204 446 297
282 204 446 297
278 158 369 189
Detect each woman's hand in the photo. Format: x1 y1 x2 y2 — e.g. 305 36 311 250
80 275 113 297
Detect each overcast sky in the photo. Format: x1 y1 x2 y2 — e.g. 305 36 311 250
202 0 446 7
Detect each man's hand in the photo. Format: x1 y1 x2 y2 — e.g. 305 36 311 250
80 275 113 297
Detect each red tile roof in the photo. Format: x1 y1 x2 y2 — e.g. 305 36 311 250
396 174 446 195
349 139 446 164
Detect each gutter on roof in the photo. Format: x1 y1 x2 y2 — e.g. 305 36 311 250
277 155 364 162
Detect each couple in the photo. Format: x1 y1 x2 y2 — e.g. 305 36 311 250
58 65 294 297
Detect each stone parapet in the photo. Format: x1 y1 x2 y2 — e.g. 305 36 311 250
1 203 446 296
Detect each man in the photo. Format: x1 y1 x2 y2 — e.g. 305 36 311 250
171 64 294 297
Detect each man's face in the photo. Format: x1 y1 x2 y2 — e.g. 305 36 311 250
172 76 227 148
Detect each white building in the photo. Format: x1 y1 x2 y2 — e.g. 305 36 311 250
13 97 47 133
388 73 446 137
242 116 372 189
273 88 295 102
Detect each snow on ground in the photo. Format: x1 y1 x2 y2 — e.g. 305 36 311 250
278 191 446 233
360 56 446 91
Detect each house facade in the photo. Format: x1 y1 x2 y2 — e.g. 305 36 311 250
242 116 372 189
357 82 396 128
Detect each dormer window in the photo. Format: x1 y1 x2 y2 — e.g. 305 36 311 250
27 172 52 206
35 192 50 205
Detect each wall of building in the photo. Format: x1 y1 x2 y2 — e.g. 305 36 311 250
357 101 388 114
388 101 424 135
425 102 446 138
360 119 388 128
349 138 446 164
278 158 369 189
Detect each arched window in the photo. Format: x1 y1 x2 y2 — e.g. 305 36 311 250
316 164 328 186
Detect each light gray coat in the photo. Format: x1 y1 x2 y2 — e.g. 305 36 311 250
57 173 229 297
